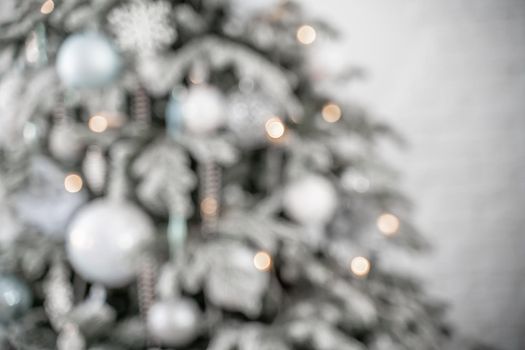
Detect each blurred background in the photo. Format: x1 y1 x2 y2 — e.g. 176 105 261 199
302 1 525 349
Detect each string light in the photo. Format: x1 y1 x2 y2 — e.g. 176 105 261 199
200 196 218 216
350 256 371 277
88 115 108 133
64 173 83 193
265 116 286 140
322 103 342 123
297 25 317 45
253 251 272 271
40 0 55 14
377 213 400 236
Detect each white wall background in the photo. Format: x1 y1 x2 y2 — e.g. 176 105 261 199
301 1 525 349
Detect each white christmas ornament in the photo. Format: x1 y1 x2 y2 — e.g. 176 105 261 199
182 85 226 135
108 0 176 56
66 199 155 287
147 298 201 346
283 175 338 225
56 32 121 88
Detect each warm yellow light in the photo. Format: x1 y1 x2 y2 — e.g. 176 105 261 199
322 103 342 123
253 251 272 271
64 173 83 193
297 25 317 45
265 116 286 140
350 256 371 277
377 213 400 236
40 0 55 14
200 197 218 216
88 115 108 133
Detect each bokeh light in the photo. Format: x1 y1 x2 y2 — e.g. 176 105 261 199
350 256 371 277
377 213 400 236
297 25 317 45
253 251 272 271
64 173 83 193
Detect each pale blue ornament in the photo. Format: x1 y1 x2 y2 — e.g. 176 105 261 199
56 32 121 88
167 214 187 259
0 275 32 323
165 93 183 138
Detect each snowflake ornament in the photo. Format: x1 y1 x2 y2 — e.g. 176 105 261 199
108 0 176 56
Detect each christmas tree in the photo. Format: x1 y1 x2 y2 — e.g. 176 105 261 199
0 0 459 349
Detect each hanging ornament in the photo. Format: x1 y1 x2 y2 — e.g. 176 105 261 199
182 85 226 135
108 0 177 57
66 198 155 288
82 146 107 194
283 175 338 225
226 89 279 148
147 297 201 346
199 162 221 234
56 32 121 88
0 274 32 323
165 91 183 139
49 102 83 163
11 156 87 238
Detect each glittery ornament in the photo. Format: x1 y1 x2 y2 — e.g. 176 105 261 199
108 0 176 56
226 90 279 148
147 298 201 346
0 274 32 323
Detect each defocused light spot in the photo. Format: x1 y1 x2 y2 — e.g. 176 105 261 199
40 0 54 14
322 103 342 123
265 116 286 140
88 115 108 133
297 25 317 45
200 197 218 216
350 256 371 277
64 173 83 193
254 251 272 271
377 213 400 236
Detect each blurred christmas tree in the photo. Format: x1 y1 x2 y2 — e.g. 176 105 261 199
0 0 473 349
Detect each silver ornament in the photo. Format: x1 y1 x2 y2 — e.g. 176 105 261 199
0 274 32 323
56 32 121 88
147 298 201 346
283 175 338 225
226 90 279 148
182 85 226 135
66 199 155 287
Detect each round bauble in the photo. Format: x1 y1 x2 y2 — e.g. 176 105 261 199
0 274 32 323
56 32 121 88
182 85 226 135
283 175 338 225
226 91 279 148
66 199 155 288
147 298 201 346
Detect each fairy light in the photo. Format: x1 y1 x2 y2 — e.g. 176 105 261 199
253 251 272 271
64 173 83 193
377 213 400 236
297 25 317 45
350 256 371 277
88 115 108 133
200 196 218 216
40 0 55 14
265 116 286 140
322 103 342 123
